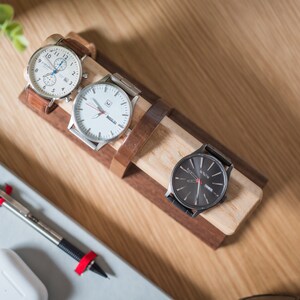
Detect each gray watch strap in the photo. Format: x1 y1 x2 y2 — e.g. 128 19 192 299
166 195 194 217
202 144 232 167
110 73 141 97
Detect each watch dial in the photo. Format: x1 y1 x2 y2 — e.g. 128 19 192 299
28 45 81 99
73 83 132 142
171 153 227 209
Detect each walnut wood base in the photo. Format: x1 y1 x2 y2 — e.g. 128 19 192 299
18 32 267 249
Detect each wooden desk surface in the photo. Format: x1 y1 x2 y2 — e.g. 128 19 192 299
1 1 299 299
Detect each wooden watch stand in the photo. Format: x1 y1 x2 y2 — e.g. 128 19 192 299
18 32 267 249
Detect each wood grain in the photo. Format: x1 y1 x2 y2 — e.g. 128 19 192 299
1 1 299 299
19 88 227 249
110 99 172 178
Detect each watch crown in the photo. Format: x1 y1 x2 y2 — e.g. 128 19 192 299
65 96 72 103
82 72 88 79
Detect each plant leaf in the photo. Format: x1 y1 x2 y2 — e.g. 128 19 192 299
5 21 23 39
12 34 29 52
0 4 14 25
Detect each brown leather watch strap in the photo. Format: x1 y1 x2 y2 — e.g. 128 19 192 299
57 38 91 58
66 32 97 60
110 99 172 178
25 88 58 114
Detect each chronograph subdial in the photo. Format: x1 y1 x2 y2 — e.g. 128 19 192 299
27 45 82 99
54 58 67 72
43 73 56 86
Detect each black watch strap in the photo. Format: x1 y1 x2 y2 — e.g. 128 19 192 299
166 195 194 217
203 144 232 167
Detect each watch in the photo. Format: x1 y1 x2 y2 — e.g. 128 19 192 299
165 144 233 218
68 73 141 151
25 38 90 112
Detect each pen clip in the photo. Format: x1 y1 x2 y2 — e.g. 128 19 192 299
0 190 30 216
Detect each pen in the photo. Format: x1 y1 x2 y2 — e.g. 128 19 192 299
0 189 108 278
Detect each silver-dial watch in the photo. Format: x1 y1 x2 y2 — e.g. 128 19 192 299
25 39 88 110
68 73 141 151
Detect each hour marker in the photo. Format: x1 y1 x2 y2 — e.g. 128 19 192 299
77 108 83 111
82 97 87 101
212 172 221 177
110 130 114 136
204 194 209 204
189 159 195 169
204 184 213 192
180 166 189 173
118 124 124 128
121 102 126 105
78 119 84 123
98 132 101 139
184 192 191 201
207 162 214 171
92 88 95 94
86 128 91 134
122 114 128 116
175 177 186 180
200 157 203 169
212 182 223 186
114 91 119 96
176 186 186 191
104 86 107 92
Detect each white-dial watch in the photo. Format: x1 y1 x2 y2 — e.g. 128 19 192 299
25 38 89 111
68 73 141 151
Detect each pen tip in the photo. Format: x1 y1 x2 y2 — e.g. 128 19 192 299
91 263 108 278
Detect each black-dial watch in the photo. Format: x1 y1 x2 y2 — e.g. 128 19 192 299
165 144 233 218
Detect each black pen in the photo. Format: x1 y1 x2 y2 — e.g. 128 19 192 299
0 189 107 278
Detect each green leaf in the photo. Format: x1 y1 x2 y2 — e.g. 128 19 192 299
0 4 14 24
0 4 28 52
12 34 28 52
5 21 23 39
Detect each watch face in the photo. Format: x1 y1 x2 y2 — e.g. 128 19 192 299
27 45 82 99
73 82 132 142
171 153 228 210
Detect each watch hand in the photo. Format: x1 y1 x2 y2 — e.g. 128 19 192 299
86 102 102 112
54 59 65 74
92 98 105 113
92 113 102 119
187 169 198 180
41 62 54 72
43 71 56 79
196 181 200 201
187 179 196 183
44 56 55 69
51 58 66 76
